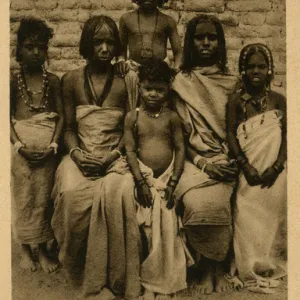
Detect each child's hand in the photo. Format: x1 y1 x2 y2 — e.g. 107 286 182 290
18 148 46 167
136 182 153 208
261 167 279 188
116 60 129 77
242 163 261 186
165 185 175 209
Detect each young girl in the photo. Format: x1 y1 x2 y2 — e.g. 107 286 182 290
10 18 64 273
117 0 182 75
226 43 287 293
124 61 189 300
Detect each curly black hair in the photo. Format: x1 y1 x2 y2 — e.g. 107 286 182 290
239 43 274 88
16 18 53 62
138 60 176 84
132 0 168 8
79 15 121 60
181 14 227 74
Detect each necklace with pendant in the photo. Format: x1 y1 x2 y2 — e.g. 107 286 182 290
137 9 158 59
141 105 163 118
17 66 49 112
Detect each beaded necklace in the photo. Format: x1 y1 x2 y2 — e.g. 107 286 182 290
17 66 49 112
141 105 163 118
241 89 268 138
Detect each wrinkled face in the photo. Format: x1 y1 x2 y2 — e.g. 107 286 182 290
92 24 116 62
139 79 169 108
19 36 47 68
245 52 269 89
136 0 159 11
193 22 219 62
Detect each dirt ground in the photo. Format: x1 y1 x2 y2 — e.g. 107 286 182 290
11 241 287 300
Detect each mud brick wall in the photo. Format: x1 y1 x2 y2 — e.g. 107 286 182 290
10 0 286 86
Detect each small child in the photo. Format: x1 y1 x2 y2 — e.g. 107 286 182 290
124 61 187 300
10 18 64 273
226 43 287 292
117 0 182 75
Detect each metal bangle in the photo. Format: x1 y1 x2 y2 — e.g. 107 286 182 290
69 147 82 160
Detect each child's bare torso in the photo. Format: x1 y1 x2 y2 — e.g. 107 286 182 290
136 109 174 177
122 10 172 63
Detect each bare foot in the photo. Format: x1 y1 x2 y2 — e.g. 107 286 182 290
38 248 59 273
195 268 214 295
96 287 116 300
20 245 36 272
142 290 155 300
215 263 232 293
155 294 172 300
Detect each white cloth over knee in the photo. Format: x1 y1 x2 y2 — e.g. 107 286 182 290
136 159 187 294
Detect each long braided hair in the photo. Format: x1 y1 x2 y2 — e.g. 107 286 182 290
181 14 227 74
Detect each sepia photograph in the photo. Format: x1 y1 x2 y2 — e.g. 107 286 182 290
3 0 293 299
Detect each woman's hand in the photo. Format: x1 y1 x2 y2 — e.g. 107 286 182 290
136 183 153 208
115 60 129 77
72 150 105 177
261 167 279 188
202 162 238 182
242 163 262 186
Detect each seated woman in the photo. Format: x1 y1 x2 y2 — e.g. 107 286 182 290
172 15 239 294
51 16 140 300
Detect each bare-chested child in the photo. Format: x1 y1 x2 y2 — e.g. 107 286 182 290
117 0 182 75
227 44 287 292
10 18 64 273
124 60 187 300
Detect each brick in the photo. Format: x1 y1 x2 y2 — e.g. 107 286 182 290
61 47 82 59
59 0 79 9
79 1 93 9
48 47 62 60
241 12 266 26
227 1 271 12
90 10 124 21
101 0 127 10
217 12 239 26
51 34 80 47
35 0 58 10
47 10 78 22
267 38 285 52
77 10 91 22
11 0 34 10
10 10 47 21
226 37 243 50
89 0 102 9
184 0 224 13
56 22 81 34
266 12 285 26
238 24 280 38
48 59 85 72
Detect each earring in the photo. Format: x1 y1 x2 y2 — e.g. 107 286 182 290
241 70 246 75
268 70 272 75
